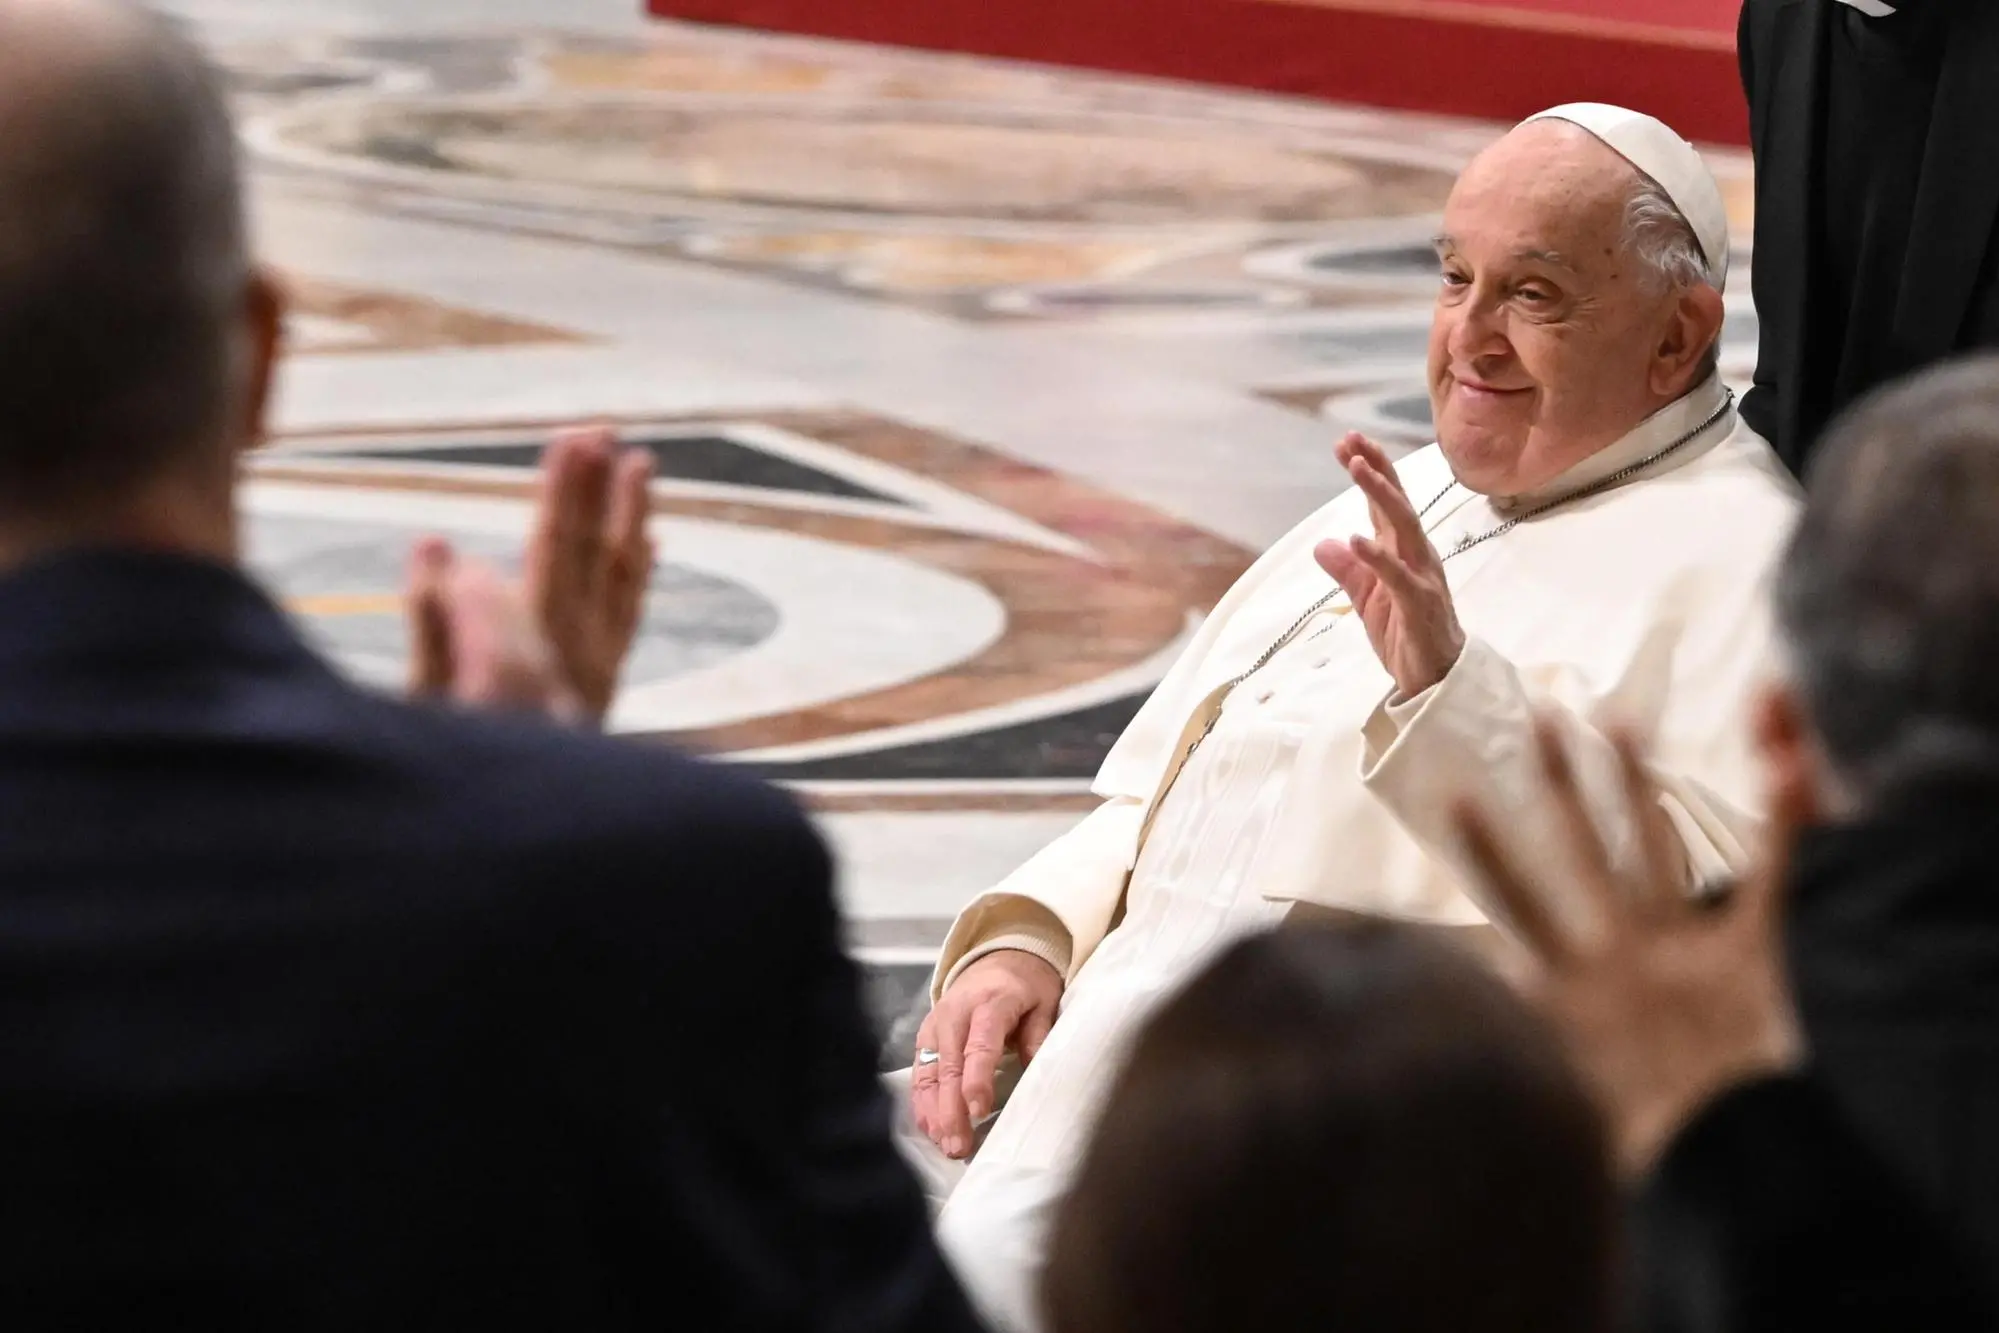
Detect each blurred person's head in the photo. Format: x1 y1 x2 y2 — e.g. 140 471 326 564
1430 106 1727 497
1042 921 1617 1333
0 0 282 566
1761 356 1999 816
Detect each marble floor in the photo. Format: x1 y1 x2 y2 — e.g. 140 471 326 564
160 0 1759 1054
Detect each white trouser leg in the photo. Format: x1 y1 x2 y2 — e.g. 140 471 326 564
935 1160 1067 1333
883 1053 1051 1327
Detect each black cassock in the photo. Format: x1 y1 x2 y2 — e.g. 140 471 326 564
1739 0 1999 476
1632 783 1999 1333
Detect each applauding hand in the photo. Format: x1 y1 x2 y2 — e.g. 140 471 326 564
406 539 585 723
407 427 656 725
1313 433 1465 699
1452 715 1812 1176
522 427 656 722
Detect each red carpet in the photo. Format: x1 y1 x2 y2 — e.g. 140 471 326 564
647 0 1747 145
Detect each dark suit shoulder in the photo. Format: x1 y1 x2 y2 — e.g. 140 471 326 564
342 690 811 851
340 700 839 1091
317 691 834 977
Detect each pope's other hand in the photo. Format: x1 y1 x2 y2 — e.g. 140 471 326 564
911 951 1063 1161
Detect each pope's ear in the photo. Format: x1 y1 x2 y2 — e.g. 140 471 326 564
1652 281 1726 395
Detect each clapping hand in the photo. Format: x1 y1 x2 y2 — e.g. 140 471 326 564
406 540 585 722
1313 433 1465 699
407 427 656 725
1452 715 1812 1176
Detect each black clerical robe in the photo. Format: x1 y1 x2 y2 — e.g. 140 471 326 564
1785 785 1999 1283
1632 781 1999 1332
1633 1075 1997 1333
1739 0 1999 476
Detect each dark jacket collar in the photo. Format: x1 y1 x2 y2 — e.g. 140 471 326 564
0 547 325 681
1788 779 1999 1019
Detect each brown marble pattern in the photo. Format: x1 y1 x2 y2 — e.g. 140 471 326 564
284 275 583 355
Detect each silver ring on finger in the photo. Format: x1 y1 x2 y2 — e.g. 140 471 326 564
916 1047 941 1066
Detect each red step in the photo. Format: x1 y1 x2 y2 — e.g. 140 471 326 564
647 0 1746 145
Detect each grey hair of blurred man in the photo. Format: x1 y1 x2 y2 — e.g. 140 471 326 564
1770 354 1999 809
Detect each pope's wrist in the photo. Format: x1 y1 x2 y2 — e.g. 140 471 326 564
1393 639 1466 702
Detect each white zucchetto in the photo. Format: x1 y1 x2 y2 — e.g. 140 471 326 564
1521 102 1731 293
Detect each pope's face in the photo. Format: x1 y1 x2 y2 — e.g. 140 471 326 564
1427 122 1688 497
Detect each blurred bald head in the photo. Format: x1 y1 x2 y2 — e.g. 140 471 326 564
0 0 259 524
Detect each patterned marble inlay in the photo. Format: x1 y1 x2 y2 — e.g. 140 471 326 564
227 22 1758 340
252 410 1255 781
228 29 1478 318
284 101 1455 225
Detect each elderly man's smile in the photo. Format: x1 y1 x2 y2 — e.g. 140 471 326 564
1450 375 1533 405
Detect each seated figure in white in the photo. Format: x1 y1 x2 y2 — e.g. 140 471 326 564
900 104 1800 1333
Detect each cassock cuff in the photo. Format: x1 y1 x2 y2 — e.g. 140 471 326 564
1384 682 1439 727
931 899 1075 1005
1358 639 1491 781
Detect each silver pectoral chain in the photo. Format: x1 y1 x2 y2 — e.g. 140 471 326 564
1217 391 1736 700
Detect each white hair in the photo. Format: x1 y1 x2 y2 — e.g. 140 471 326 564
1623 172 1719 375
1623 174 1713 290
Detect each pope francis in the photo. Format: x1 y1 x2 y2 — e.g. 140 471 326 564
903 104 1799 1331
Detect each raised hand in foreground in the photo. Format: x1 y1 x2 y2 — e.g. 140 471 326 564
1452 714 1814 1176
407 427 655 725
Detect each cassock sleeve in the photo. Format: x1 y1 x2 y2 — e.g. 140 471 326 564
927 795 1145 1002
1360 635 1760 915
923 498 1344 1002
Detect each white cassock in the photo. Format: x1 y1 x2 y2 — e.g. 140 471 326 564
915 373 1801 1332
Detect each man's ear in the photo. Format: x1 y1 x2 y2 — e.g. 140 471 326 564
237 266 287 454
1652 282 1726 397
1752 681 1827 829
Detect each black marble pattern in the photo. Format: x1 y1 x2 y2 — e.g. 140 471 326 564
745 691 1150 783
1380 394 1435 428
1305 243 1436 275
312 432 906 506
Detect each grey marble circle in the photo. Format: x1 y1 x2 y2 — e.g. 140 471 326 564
1379 394 1435 428
246 512 780 691
1304 243 1437 276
